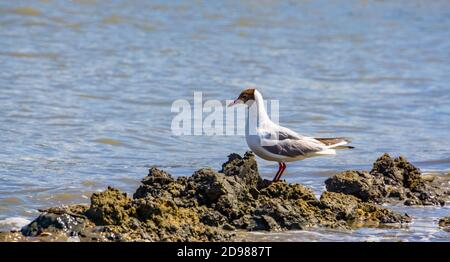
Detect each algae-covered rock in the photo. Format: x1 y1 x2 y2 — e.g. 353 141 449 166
438 216 450 232
220 151 261 187
249 182 322 230
133 167 175 199
325 154 448 206
320 192 410 225
134 197 228 241
324 170 386 203
86 187 134 225
320 192 361 221
12 151 420 242
189 164 256 221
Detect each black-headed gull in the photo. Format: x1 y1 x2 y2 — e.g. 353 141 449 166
228 88 353 182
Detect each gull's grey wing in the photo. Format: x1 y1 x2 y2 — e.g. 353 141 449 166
314 137 350 146
260 127 305 141
262 138 324 157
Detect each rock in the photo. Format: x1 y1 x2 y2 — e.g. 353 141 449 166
191 168 238 204
142 167 174 186
134 197 229 242
200 210 227 227
325 154 448 206
259 181 317 202
250 182 323 230
86 187 135 225
319 192 410 226
133 167 175 199
21 206 88 237
438 216 450 232
220 151 261 187
189 166 255 221
324 170 386 203
355 203 411 224
222 223 235 231
10 151 417 242
320 192 361 221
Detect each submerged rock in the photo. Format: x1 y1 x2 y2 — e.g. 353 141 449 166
438 216 450 232
325 154 448 206
11 152 418 242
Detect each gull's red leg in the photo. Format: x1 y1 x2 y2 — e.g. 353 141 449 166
275 162 286 182
272 162 282 182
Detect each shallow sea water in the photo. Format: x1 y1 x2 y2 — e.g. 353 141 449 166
0 0 449 241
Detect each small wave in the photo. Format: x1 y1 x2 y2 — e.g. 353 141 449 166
0 217 30 232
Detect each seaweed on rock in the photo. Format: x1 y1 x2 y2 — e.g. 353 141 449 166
325 154 449 206
14 152 423 242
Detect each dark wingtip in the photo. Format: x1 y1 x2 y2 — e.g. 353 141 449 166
334 145 355 150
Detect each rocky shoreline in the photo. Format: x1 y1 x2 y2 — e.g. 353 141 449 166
1 152 448 242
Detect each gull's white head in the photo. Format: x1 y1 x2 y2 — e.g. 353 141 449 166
228 88 256 107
